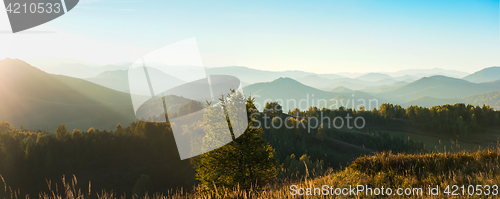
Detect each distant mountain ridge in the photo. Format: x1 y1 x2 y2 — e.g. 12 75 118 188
17 58 500 109
27 58 499 93
243 77 386 111
463 66 500 83
331 86 353 93
3 57 499 134
206 66 345 85
464 91 500 109
86 69 185 93
372 75 500 103
387 67 470 78
401 96 463 108
401 91 500 110
355 73 393 82
26 58 132 79
338 67 469 79
0 58 136 131
243 75 500 111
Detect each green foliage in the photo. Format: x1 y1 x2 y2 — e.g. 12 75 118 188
0 122 11 133
263 102 282 118
0 100 495 197
177 100 204 117
289 102 500 135
0 121 195 197
192 92 279 190
403 103 499 135
256 101 426 181
55 125 70 141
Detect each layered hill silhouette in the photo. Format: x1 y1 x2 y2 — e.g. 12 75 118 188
386 67 470 78
331 86 353 93
297 73 418 91
35 62 488 93
206 66 344 85
0 58 137 131
361 81 409 93
243 74 500 111
3 57 499 131
463 66 500 83
372 75 500 103
26 58 132 79
402 92 500 110
355 73 393 82
0 58 202 131
86 69 185 93
464 91 500 109
243 77 385 111
401 96 463 108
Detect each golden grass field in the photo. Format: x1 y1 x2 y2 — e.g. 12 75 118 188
3 145 500 199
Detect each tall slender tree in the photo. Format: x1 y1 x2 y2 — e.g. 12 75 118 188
192 91 279 190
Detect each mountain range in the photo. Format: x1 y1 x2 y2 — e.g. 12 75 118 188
242 75 500 111
371 76 500 103
27 58 483 92
243 77 387 111
1 58 499 131
92 65 500 94
338 67 470 79
0 58 137 131
25 58 132 79
86 68 185 93
463 67 500 83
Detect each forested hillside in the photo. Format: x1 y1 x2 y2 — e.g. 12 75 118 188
0 58 136 131
0 58 499 199
1 96 499 197
0 98 437 197
464 91 500 109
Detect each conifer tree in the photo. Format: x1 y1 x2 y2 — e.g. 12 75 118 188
192 91 278 190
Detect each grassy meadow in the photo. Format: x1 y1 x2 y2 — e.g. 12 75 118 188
3 147 500 198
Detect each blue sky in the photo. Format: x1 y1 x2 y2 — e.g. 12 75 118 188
1 0 499 73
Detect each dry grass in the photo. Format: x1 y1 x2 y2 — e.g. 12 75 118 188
4 148 500 199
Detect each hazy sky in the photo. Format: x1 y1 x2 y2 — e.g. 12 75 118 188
0 0 499 73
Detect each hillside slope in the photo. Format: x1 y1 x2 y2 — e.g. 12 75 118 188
399 90 500 109
243 77 385 111
0 58 136 131
464 90 500 109
155 149 500 198
374 75 500 103
401 96 463 108
331 86 353 93
206 66 315 85
463 66 500 83
86 69 185 93
355 73 393 82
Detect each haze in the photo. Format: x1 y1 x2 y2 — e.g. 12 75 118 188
0 0 498 73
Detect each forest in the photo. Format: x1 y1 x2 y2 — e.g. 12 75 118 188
284 103 499 135
0 94 498 197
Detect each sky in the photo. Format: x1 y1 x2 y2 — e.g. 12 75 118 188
0 0 499 73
